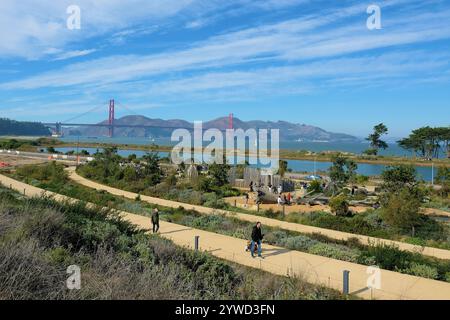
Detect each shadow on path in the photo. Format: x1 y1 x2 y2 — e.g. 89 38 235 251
262 248 291 258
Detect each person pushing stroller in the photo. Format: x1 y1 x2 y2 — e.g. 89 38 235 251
247 222 264 258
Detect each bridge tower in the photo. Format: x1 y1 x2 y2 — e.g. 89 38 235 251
108 99 115 138
55 122 62 136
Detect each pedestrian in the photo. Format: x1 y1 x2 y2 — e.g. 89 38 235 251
250 222 264 258
249 181 254 192
277 195 283 206
151 208 160 233
287 192 291 205
244 193 249 208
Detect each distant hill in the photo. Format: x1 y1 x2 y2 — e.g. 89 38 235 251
68 115 359 142
0 118 50 136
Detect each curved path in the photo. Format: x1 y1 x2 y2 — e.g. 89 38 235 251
3 173 450 300
67 167 450 261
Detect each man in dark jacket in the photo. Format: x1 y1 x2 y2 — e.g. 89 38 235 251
250 222 264 258
151 208 160 233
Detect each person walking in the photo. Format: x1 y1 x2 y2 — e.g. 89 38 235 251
250 222 264 258
277 195 283 207
151 208 160 233
244 193 249 208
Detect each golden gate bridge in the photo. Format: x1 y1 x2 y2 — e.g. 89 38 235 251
42 99 234 138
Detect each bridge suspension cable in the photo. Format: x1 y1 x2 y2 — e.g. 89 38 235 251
61 101 109 124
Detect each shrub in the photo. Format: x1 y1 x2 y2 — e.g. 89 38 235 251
307 180 323 194
308 243 360 263
278 235 319 252
329 194 349 216
381 188 423 236
358 244 410 270
404 263 439 280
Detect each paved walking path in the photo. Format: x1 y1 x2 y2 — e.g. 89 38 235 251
2 173 450 300
67 167 450 261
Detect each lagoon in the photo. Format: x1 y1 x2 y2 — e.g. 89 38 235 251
55 146 437 182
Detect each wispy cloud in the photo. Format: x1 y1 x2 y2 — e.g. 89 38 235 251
2 2 449 91
53 49 97 61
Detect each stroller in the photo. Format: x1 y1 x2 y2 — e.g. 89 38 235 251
245 241 259 255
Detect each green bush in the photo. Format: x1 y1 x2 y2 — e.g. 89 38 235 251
329 194 349 216
403 263 439 280
278 235 319 252
308 243 360 263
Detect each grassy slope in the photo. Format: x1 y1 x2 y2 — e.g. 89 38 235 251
0 186 344 300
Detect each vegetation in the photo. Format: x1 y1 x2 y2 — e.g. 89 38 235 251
0 137 61 152
381 189 423 237
328 155 357 188
0 118 50 136
329 194 349 217
398 126 450 159
77 148 240 208
365 123 388 156
436 167 450 197
11 163 450 283
278 160 288 177
77 147 163 191
0 186 343 300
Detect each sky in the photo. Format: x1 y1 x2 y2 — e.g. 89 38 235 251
0 0 449 138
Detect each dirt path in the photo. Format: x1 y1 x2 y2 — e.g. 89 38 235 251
3 173 450 300
67 167 450 261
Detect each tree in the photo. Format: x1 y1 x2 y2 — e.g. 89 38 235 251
142 151 163 185
436 127 450 159
436 167 450 197
329 155 358 187
278 160 288 177
381 165 418 195
208 162 230 187
398 126 448 159
381 188 423 236
307 180 323 194
365 123 388 155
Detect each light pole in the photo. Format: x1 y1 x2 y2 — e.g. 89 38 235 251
76 135 80 167
431 161 434 186
314 156 317 177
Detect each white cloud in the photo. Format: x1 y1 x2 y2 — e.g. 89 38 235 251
53 49 97 61
2 2 449 91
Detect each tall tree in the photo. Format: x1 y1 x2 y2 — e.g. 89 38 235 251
436 127 450 159
278 160 288 177
381 164 418 194
329 155 358 187
398 126 445 159
365 123 388 156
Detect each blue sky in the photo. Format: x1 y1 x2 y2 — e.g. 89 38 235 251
0 0 449 138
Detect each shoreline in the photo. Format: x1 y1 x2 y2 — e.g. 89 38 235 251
3 136 449 168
